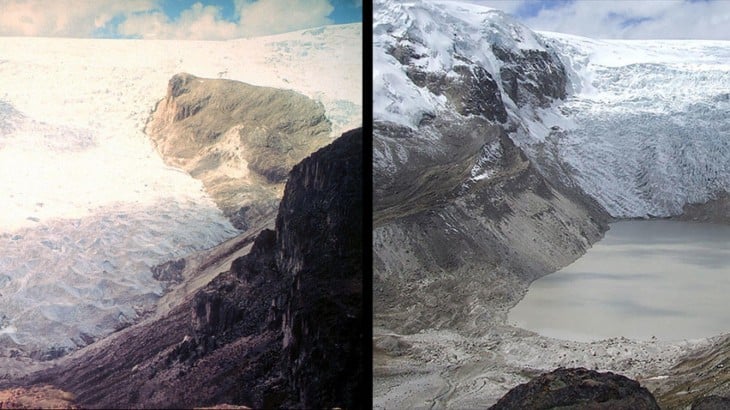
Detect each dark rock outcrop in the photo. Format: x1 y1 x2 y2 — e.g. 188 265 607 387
386 34 510 124
146 73 333 231
492 45 567 108
399 61 508 123
675 191 730 224
278 128 363 408
151 258 186 290
10 128 363 409
490 368 660 410
692 395 730 410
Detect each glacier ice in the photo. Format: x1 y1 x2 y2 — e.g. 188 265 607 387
0 23 361 357
531 34 730 217
373 0 730 218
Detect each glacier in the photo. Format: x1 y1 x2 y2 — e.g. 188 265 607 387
532 33 730 217
373 0 730 218
0 23 361 357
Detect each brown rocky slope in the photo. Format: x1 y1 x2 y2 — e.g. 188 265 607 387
146 73 333 231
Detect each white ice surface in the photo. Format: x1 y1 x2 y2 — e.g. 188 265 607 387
373 0 729 219
0 23 361 354
535 33 730 217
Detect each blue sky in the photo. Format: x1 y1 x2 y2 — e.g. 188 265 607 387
510 0 572 18
160 0 362 24
0 0 362 39
162 0 238 20
474 0 730 39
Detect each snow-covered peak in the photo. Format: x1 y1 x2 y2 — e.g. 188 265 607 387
374 0 730 220
375 0 545 60
374 0 555 128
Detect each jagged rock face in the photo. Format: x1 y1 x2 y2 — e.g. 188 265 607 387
389 42 508 123
492 45 567 108
11 128 363 409
490 368 661 410
146 73 332 230
278 128 364 408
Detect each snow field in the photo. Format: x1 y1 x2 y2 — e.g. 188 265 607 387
0 23 361 354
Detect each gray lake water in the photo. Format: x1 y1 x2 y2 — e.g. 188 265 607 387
508 220 730 342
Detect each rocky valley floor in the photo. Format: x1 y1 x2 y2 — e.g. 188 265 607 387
374 324 727 408
374 205 730 409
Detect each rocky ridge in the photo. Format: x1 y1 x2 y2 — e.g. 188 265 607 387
374 117 607 336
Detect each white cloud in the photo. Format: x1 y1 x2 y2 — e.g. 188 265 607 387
119 0 334 39
0 0 337 39
234 0 334 37
118 3 239 40
472 0 730 40
0 0 155 37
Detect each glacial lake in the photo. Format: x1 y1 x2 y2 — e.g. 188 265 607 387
508 220 730 342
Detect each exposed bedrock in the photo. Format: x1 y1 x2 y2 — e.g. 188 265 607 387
491 45 567 109
490 367 661 410
9 128 363 409
146 73 332 231
673 191 730 224
278 128 364 408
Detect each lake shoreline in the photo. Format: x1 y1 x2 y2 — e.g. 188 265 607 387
510 220 730 342
374 219 730 408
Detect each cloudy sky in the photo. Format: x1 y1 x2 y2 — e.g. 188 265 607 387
0 0 362 40
473 0 730 40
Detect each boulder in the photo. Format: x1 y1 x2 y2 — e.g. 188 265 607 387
490 367 660 410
